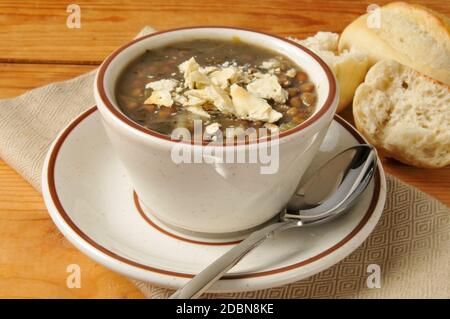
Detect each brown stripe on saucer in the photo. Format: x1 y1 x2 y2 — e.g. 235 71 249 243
46 106 381 280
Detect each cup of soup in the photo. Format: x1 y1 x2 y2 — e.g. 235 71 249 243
94 27 338 234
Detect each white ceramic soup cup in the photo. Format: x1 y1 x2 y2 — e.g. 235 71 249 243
94 27 338 234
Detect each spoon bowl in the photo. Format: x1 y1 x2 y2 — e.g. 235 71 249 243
284 145 377 224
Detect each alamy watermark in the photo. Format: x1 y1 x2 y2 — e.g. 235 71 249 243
170 120 280 174
66 4 81 29
366 264 381 289
366 4 381 29
66 263 81 288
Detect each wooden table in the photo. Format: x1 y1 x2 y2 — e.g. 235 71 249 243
0 0 448 298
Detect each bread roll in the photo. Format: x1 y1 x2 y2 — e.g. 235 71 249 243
289 32 370 113
339 2 450 86
353 59 450 168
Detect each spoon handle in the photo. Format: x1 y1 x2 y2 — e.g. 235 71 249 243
170 220 299 299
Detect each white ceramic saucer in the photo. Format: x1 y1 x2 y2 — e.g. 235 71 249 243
42 106 386 292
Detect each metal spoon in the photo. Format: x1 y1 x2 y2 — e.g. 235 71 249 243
170 144 377 299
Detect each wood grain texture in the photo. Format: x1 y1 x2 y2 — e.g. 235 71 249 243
0 63 95 99
0 0 449 299
0 0 448 63
0 161 144 298
0 62 143 298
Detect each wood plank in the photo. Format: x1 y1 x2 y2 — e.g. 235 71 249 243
0 1 449 298
0 63 94 99
0 0 448 64
0 63 143 298
0 161 144 298
0 65 447 297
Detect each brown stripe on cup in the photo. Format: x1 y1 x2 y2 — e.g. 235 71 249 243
95 26 337 147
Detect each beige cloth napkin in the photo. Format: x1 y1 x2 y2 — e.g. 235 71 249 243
1 27 449 299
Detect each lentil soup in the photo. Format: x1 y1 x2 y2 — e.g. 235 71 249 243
115 39 317 142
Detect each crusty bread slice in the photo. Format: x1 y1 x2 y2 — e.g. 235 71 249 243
339 2 450 86
289 32 370 113
353 60 450 168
